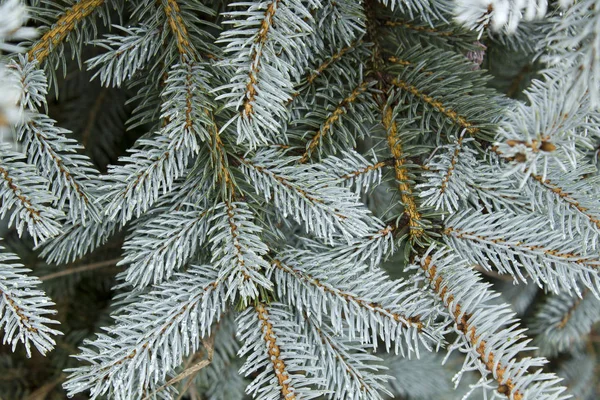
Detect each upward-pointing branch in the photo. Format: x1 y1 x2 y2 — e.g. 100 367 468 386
244 0 280 118
163 0 196 58
418 249 568 400
28 0 105 63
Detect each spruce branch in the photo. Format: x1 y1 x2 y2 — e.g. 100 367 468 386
418 248 568 400
489 157 600 244
542 0 600 108
6 1 600 398
85 24 163 88
385 45 501 141
418 136 479 213
271 253 442 354
0 246 61 357
303 313 392 400
0 145 62 244
10 56 102 225
208 201 273 303
527 169 600 240
120 202 211 288
240 149 375 241
215 0 320 147
63 265 225 400
444 208 600 296
376 0 445 22
18 113 101 224
382 104 423 238
299 220 395 269
306 40 363 85
203 108 236 197
531 288 600 357
162 0 196 58
101 61 212 224
453 0 547 35
237 302 324 399
38 218 119 265
327 151 389 192
300 80 371 163
27 0 106 63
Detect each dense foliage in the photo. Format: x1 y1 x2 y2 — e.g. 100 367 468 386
0 0 599 399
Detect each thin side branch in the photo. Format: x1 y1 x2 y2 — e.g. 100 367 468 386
243 0 281 118
39 258 123 281
391 78 478 135
300 81 370 163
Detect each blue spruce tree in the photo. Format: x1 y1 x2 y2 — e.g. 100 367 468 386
0 0 598 398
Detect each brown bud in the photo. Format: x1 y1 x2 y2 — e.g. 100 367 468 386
540 141 557 152
514 153 527 163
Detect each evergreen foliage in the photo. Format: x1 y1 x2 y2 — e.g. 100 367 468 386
0 0 598 399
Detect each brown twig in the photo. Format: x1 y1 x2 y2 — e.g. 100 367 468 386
142 337 214 400
39 258 123 281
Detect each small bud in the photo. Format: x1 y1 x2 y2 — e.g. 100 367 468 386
540 141 557 152
514 153 527 163
497 384 509 394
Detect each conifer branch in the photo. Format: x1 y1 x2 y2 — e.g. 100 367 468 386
243 0 279 118
208 201 272 302
0 246 61 357
306 40 362 84
444 209 600 295
120 203 211 288
255 303 296 399
418 249 568 400
421 255 526 399
382 106 423 239
10 57 101 225
6 1 598 398
27 0 105 63
303 313 391 399
206 110 236 196
301 221 394 269
85 24 163 87
64 266 225 399
162 0 195 58
300 80 370 163
391 78 478 135
273 259 422 331
530 172 600 231
446 226 593 264
216 0 318 146
241 149 374 240
20 115 100 223
237 303 323 399
0 147 61 244
102 61 211 223
439 136 465 194
340 160 389 181
531 288 600 356
418 136 478 212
